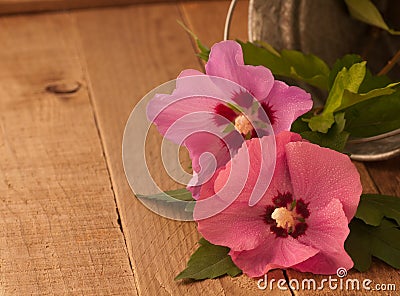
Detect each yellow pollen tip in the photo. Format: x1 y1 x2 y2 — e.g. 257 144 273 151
234 115 253 135
271 207 295 229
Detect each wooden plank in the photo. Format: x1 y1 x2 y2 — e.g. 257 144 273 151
73 2 288 295
180 0 249 47
366 156 400 196
0 12 137 295
73 4 221 296
0 0 187 15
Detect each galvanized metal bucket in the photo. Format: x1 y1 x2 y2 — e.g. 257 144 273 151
224 0 400 161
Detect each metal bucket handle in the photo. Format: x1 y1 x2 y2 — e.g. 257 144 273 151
223 0 238 41
224 0 255 41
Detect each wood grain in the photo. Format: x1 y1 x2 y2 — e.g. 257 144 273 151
366 156 400 196
180 0 249 49
1 1 398 295
73 2 288 295
0 0 188 15
0 12 137 295
73 4 223 296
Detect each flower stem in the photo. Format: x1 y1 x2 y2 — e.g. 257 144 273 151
378 48 400 76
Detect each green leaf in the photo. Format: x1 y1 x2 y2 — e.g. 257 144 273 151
306 113 335 134
281 50 331 90
223 123 236 134
197 41 211 61
137 189 195 214
291 113 313 134
175 238 242 280
184 201 195 213
337 82 400 111
253 40 281 57
308 62 366 133
355 194 400 226
177 20 210 61
239 40 330 90
344 0 400 35
301 113 350 152
370 219 400 270
137 188 195 202
329 54 363 89
239 41 285 75
359 70 392 93
227 102 244 114
344 90 400 138
329 54 392 92
345 218 400 272
345 218 373 271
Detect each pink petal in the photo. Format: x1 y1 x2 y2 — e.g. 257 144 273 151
262 80 313 134
185 133 229 174
275 131 304 160
185 132 236 199
205 41 275 100
147 74 246 134
179 69 204 78
213 133 296 207
230 237 319 277
285 141 362 221
147 95 220 136
197 201 271 251
148 94 235 199
193 138 254 218
293 198 354 274
194 132 302 241
194 169 221 201
147 73 257 193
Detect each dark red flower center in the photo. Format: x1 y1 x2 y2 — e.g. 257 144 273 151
214 103 254 137
214 88 277 140
214 103 237 123
214 100 276 139
261 102 277 125
263 191 310 239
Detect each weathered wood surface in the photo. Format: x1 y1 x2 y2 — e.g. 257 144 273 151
0 0 398 295
0 13 137 295
73 2 286 295
0 0 195 15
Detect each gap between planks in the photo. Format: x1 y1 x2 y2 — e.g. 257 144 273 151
72 1 289 295
73 1 399 295
72 23 140 296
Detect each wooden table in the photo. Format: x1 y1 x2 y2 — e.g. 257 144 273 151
0 0 399 295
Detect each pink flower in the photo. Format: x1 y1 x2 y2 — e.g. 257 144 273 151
195 132 362 276
147 41 312 197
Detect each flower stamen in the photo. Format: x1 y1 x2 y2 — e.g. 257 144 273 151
271 207 295 230
265 192 310 239
234 114 253 135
